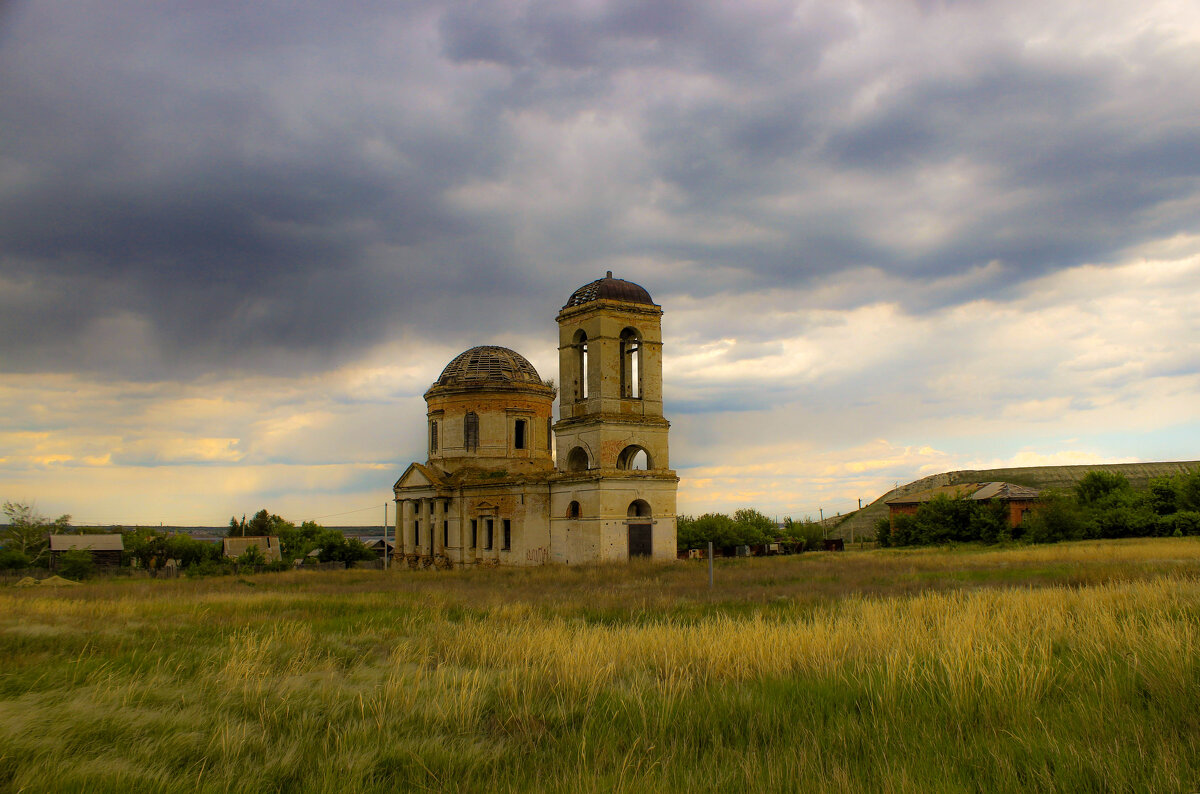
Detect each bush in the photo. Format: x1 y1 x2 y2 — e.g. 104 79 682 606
237 545 267 568
874 517 892 547
1170 511 1200 536
0 548 31 569
1024 490 1087 544
185 558 234 578
58 549 96 580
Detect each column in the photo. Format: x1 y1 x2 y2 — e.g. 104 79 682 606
398 501 412 556
395 499 406 555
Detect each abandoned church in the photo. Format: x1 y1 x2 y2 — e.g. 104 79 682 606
391 273 679 567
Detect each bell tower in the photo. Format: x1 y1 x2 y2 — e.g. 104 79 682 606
550 272 677 562
554 271 670 472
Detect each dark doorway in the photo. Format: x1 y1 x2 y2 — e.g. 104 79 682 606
628 524 652 558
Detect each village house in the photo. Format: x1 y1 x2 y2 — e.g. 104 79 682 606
392 273 679 567
49 534 124 569
222 536 283 563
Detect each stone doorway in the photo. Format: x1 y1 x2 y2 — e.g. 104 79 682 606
628 524 652 558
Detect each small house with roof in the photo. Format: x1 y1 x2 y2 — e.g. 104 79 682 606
885 482 1041 528
222 536 283 563
49 534 124 569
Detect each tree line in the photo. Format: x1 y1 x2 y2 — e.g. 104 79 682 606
677 508 828 552
0 504 376 579
876 467 1200 547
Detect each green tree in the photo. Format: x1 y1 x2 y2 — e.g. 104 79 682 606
1075 470 1133 506
165 534 219 568
1178 468 1200 512
246 509 273 535
1024 489 1086 543
125 527 170 569
2 502 69 565
1146 477 1180 516
732 508 777 546
278 520 327 560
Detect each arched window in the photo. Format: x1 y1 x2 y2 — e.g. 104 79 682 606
567 501 581 519
620 328 641 399
566 446 590 472
628 499 651 517
616 445 651 470
574 330 588 401
429 421 438 455
464 412 479 452
514 419 526 450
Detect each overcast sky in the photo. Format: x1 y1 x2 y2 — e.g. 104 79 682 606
2 0 1199 526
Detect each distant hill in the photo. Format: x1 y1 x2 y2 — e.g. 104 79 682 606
831 460 1200 542
72 525 388 538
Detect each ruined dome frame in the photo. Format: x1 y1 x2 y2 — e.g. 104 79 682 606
563 271 654 309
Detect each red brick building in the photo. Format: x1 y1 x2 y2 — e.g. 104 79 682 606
885 482 1041 528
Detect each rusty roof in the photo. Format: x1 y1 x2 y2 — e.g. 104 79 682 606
885 482 1041 506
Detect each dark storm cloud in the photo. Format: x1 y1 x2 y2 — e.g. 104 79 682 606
2 0 1198 378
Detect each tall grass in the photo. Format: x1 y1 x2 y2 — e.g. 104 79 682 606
1 539 1199 792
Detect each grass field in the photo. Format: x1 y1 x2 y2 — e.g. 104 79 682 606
3 538 1200 792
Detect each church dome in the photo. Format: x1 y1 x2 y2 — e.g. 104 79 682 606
434 346 544 388
564 271 654 308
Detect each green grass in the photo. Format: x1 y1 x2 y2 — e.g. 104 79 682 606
2 538 1200 792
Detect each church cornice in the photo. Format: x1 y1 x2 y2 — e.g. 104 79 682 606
553 414 671 430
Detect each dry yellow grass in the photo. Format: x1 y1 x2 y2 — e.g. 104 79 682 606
1 539 1199 792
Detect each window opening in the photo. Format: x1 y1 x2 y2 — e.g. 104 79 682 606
485 519 494 550
413 521 420 547
567 501 580 519
502 519 511 551
464 412 479 452
566 446 589 472
443 521 448 547
514 419 526 450
574 331 588 401
617 445 651 470
620 328 642 399
429 421 438 455
470 519 478 548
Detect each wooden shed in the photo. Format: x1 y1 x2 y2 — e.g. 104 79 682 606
49 534 124 569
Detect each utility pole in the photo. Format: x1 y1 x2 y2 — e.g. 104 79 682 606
383 503 388 571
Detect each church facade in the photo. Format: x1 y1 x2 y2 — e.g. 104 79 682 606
392 273 678 567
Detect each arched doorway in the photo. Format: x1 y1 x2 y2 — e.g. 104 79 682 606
627 499 652 558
